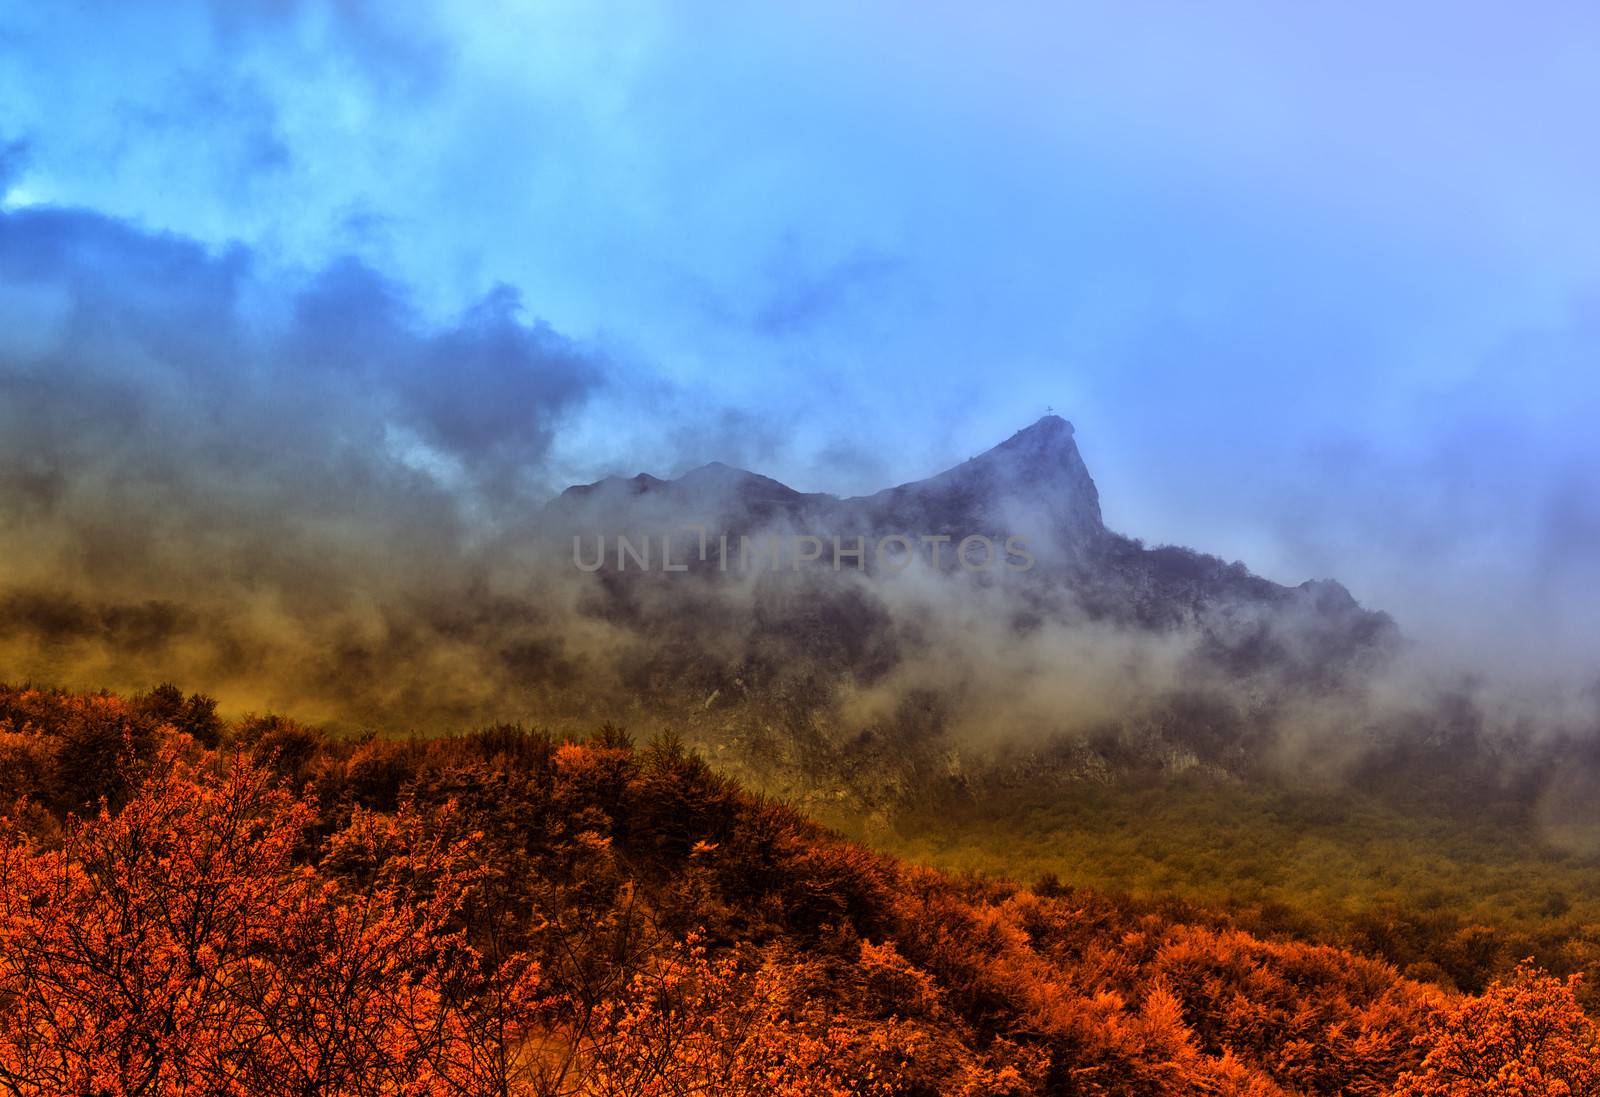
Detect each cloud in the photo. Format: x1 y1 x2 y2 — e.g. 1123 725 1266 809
0 202 607 723
1244 299 1600 680
0 199 1593 828
0 203 600 501
0 138 26 191
753 243 904 337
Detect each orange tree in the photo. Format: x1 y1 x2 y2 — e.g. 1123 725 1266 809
0 743 541 1096
1391 961 1600 1097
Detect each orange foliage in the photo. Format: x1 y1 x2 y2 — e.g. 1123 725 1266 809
0 743 541 1095
1392 961 1600 1096
568 934 912 1097
1 684 1597 1095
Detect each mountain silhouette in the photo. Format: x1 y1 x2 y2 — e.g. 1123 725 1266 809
549 414 1105 560
541 416 1396 704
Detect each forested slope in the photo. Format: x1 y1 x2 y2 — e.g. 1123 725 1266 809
0 685 1595 1095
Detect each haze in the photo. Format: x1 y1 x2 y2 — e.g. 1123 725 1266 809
2 1 1597 679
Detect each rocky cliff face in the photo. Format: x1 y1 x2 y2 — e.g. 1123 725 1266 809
543 414 1390 657
532 416 1399 802
547 415 1110 572
834 415 1107 563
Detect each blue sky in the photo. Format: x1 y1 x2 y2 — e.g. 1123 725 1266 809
2 1 1598 669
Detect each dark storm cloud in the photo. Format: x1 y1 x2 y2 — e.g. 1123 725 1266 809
0 203 605 722
0 205 599 504
408 286 597 478
283 262 598 491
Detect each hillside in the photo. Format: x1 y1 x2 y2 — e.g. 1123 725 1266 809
0 417 1393 755
2 684 1598 1095
522 416 1416 811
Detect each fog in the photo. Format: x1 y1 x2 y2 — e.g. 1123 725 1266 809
1 198 1597 820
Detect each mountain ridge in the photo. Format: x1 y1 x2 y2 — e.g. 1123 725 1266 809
530 415 1398 807
545 415 1380 637
551 414 1096 514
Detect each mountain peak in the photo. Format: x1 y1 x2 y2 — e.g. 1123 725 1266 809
833 412 1105 558
985 414 1077 460
958 413 1090 487
1016 413 1074 438
674 462 811 501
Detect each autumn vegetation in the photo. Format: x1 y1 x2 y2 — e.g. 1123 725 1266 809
1 684 1597 1095
872 771 1600 1007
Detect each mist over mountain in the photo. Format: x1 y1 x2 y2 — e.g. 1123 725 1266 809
3 191 1595 814
545 413 1392 678
0 334 1578 784
0 197 1588 817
